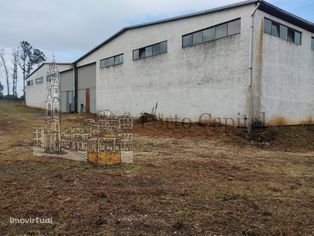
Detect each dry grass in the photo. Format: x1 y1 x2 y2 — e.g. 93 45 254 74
0 103 313 235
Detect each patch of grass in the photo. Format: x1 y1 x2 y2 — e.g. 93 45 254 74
46 160 79 174
122 163 146 173
161 194 173 204
175 210 186 220
0 103 43 117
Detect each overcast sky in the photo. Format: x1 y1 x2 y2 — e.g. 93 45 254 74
0 0 313 95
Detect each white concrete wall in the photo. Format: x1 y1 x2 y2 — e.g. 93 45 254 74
253 11 314 125
77 5 257 123
25 64 72 109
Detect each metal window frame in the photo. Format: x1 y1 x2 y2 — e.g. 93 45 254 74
182 18 241 48
264 17 302 45
46 73 56 82
132 41 168 60
35 77 44 84
100 53 124 69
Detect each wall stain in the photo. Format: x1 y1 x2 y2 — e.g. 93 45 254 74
254 19 264 122
268 116 314 126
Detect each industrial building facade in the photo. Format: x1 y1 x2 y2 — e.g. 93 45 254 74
25 0 314 127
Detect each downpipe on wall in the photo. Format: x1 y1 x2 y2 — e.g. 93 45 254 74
248 1 261 136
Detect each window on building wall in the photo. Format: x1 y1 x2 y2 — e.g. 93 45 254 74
133 41 168 60
264 18 302 45
35 77 43 84
182 34 193 48
287 29 294 43
26 80 33 86
133 50 140 60
100 54 124 68
215 23 228 39
160 41 167 53
264 18 272 34
182 18 241 48
139 48 146 59
228 19 241 36
203 28 215 42
294 31 301 45
46 73 56 82
312 37 314 50
145 46 153 57
193 31 203 45
114 54 123 65
271 22 279 37
152 43 161 55
279 25 288 40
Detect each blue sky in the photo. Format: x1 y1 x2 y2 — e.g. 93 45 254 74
0 0 313 95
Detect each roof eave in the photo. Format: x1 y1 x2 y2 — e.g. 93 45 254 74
74 0 259 64
26 62 72 80
258 1 314 33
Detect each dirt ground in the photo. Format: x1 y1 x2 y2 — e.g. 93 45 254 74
0 103 313 235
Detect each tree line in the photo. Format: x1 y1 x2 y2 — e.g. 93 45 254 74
0 41 46 99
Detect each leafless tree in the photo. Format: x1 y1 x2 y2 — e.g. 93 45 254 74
0 49 10 96
11 49 19 97
18 41 46 98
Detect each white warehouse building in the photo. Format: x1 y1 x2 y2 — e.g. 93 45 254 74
25 63 73 110
25 0 314 127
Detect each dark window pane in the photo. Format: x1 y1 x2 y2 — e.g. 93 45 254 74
114 56 120 65
228 19 241 35
264 18 272 34
139 48 146 58
215 23 227 39
193 31 203 45
46 73 55 82
36 77 43 84
109 57 115 66
288 29 294 42
145 46 153 57
280 25 288 40
115 55 119 64
182 34 192 48
114 54 123 65
203 28 215 42
271 22 279 37
114 56 119 65
105 58 111 67
100 59 106 68
312 37 314 50
152 43 160 55
104 57 114 67
133 50 139 60
294 31 301 45
160 41 167 53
